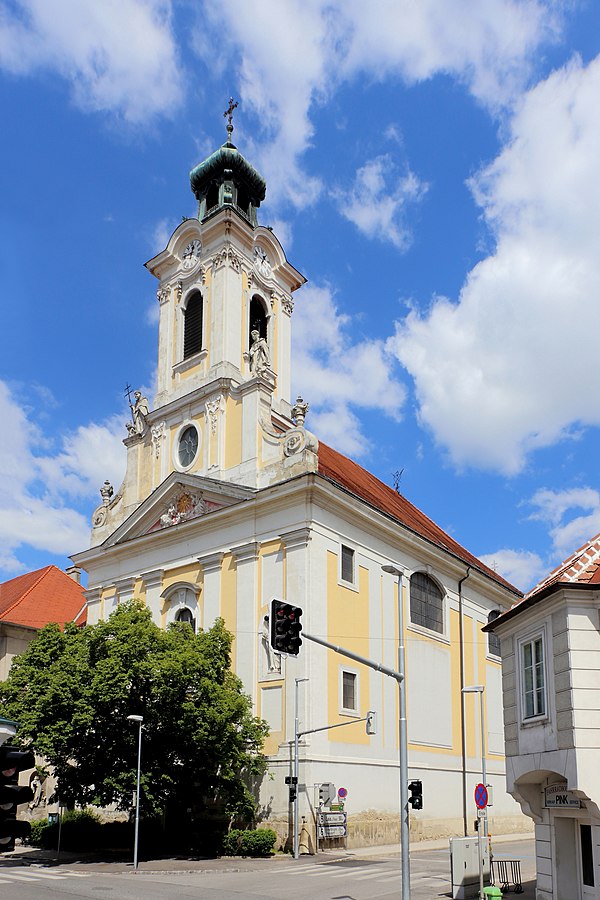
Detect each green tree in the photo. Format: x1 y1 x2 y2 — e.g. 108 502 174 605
0 602 268 823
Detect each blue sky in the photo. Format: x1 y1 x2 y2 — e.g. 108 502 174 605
2 0 600 592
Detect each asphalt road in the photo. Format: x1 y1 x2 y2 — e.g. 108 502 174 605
0 838 536 899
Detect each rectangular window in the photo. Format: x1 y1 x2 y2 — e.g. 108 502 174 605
522 636 546 719
342 671 357 712
341 545 355 584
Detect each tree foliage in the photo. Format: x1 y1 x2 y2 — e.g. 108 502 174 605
0 602 268 821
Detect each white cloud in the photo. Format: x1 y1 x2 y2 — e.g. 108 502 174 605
478 548 545 592
389 54 600 474
292 284 406 456
0 381 126 575
0 0 182 123
334 154 427 249
195 0 560 209
529 486 600 560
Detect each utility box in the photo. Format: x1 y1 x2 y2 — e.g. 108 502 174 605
450 836 490 900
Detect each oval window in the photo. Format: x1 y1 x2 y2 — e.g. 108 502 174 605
178 425 199 468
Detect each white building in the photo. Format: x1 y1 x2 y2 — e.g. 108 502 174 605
486 533 600 898
73 122 528 847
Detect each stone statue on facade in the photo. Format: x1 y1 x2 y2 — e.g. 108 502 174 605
262 614 282 674
249 329 270 376
126 390 149 436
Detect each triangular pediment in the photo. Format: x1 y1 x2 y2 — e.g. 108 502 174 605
103 473 255 548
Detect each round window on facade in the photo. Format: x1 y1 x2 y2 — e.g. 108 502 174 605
178 424 199 468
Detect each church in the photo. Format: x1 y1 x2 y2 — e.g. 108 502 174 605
72 111 528 846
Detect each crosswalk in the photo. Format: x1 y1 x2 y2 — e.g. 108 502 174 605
0 866 89 885
282 860 448 889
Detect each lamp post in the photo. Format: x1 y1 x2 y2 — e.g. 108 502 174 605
462 686 487 833
462 685 486 900
127 714 143 870
381 565 410 900
293 677 309 860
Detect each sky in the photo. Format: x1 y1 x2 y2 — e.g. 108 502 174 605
2 0 600 593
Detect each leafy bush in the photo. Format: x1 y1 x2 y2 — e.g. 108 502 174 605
222 828 277 857
27 809 102 851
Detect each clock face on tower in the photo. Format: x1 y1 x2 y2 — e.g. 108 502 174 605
178 425 199 467
181 239 202 269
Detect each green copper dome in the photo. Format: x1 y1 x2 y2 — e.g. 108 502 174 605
189 140 266 225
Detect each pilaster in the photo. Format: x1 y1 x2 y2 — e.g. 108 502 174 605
198 552 225 628
231 541 260 705
139 568 165 625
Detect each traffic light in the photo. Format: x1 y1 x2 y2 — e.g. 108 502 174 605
0 747 35 850
319 782 335 807
408 779 423 810
270 599 303 655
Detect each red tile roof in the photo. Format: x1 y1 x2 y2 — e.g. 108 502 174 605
0 566 86 630
525 532 600 597
317 442 520 594
485 532 600 630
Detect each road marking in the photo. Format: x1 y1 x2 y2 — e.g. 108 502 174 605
330 866 378 878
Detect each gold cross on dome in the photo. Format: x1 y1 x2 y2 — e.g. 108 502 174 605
224 97 238 137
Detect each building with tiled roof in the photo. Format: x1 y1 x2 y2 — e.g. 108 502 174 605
72 125 528 848
486 532 600 898
0 565 86 680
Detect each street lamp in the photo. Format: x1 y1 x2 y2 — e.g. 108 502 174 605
462 685 487 832
127 714 143 870
381 565 410 900
293 677 309 860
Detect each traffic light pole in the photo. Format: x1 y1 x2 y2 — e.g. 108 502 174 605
302 627 410 900
293 677 308 860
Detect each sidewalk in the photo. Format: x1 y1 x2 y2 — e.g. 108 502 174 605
3 830 535 875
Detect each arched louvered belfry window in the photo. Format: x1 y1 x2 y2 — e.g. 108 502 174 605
183 291 203 359
410 572 444 634
487 610 501 657
249 295 268 349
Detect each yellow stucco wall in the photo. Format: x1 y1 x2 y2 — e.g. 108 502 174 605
327 551 370 746
225 397 242 469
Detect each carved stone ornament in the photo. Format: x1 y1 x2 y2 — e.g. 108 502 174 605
253 245 272 278
213 244 242 272
292 395 309 427
92 505 108 528
157 286 170 305
181 238 202 269
151 422 166 458
281 296 294 316
283 428 307 457
205 397 223 434
158 491 207 528
175 281 183 302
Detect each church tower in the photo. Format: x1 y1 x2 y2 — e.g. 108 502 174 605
90 108 314 545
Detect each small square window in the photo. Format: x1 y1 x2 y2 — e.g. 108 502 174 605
341 670 357 713
341 545 355 584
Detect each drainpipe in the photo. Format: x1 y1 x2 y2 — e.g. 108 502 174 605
458 567 471 837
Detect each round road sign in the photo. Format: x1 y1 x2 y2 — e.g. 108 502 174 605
474 783 488 809
338 787 348 799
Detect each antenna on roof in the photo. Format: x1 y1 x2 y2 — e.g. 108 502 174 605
392 469 404 494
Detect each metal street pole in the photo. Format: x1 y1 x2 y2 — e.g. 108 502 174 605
127 714 143 870
382 565 410 900
463 685 486 899
293 677 309 860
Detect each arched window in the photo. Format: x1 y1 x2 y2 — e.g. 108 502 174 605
175 606 196 632
410 572 444 634
161 583 200 633
183 291 203 359
205 182 219 212
487 610 501 657
249 295 268 349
